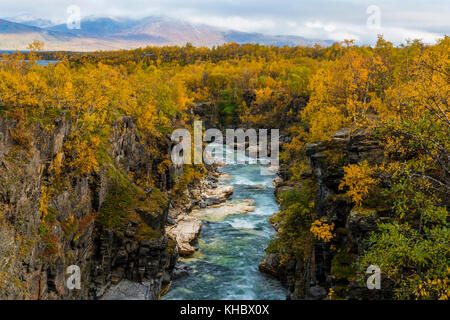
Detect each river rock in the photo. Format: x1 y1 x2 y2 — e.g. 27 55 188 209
172 263 191 280
191 199 256 222
165 181 233 257
258 253 285 280
166 216 202 256
273 175 283 186
204 185 233 203
205 197 221 206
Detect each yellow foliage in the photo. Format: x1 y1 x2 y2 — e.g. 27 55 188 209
39 186 50 221
50 152 64 176
65 136 100 176
27 40 44 52
328 288 335 300
339 161 377 205
415 276 449 300
310 218 335 242
158 159 173 175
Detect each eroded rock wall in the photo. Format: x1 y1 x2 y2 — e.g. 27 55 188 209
0 116 178 300
261 128 389 300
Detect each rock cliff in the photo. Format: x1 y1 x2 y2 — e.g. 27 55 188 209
260 128 391 299
0 116 179 299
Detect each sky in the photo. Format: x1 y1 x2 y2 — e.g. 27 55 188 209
1 0 449 45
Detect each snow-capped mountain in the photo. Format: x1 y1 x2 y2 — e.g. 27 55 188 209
0 15 333 51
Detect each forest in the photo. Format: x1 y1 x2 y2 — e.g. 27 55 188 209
0 36 448 300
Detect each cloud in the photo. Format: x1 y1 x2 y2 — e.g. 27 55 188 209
0 0 448 45
290 20 444 44
182 15 277 33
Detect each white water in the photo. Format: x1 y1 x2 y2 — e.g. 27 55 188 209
163 147 286 300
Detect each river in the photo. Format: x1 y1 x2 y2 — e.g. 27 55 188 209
163 146 286 300
0 51 56 67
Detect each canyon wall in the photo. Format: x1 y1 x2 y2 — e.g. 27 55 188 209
0 116 179 299
261 128 392 299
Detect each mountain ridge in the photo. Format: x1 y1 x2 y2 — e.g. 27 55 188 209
0 15 333 51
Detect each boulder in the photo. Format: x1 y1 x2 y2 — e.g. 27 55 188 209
273 175 283 186
191 199 256 222
258 253 285 280
172 263 191 280
204 185 233 203
165 216 202 256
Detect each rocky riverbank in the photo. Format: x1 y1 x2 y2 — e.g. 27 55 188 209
165 174 234 256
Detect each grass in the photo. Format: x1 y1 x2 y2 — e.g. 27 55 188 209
136 223 161 240
97 165 169 237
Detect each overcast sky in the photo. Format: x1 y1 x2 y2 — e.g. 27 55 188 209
1 0 449 44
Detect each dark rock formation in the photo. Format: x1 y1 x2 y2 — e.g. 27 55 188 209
0 116 179 300
260 127 389 300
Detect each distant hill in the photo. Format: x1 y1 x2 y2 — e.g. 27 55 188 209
48 16 140 38
0 19 45 34
5 14 57 28
0 15 333 51
223 30 331 47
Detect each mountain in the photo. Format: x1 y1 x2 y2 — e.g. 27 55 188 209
0 19 80 51
223 30 330 47
110 16 224 44
48 16 140 38
0 19 44 34
5 13 57 28
0 15 333 51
